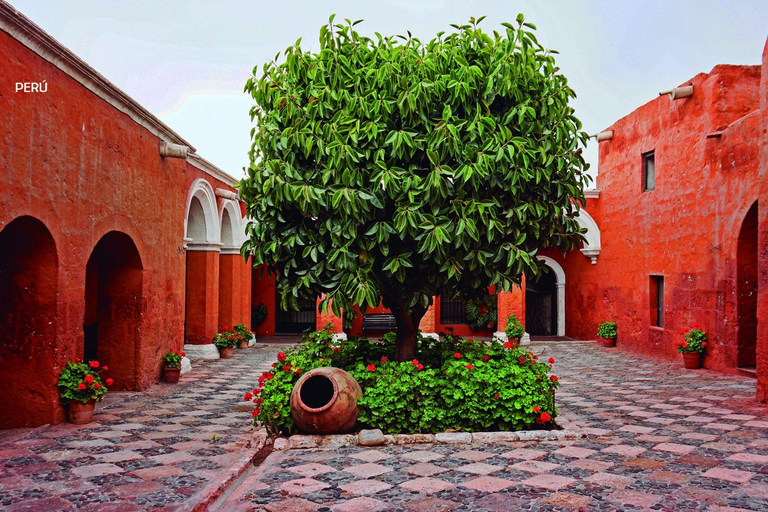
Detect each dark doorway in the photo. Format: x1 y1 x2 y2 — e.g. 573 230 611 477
0 217 59 428
737 202 758 369
84 232 143 391
526 270 557 336
275 290 317 334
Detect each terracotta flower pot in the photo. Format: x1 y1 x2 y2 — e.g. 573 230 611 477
602 337 616 348
237 340 249 349
219 346 233 359
68 400 96 424
682 352 701 369
290 367 363 434
163 366 181 383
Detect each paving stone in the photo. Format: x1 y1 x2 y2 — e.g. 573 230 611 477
399 477 454 494
522 473 576 490
702 467 755 483
344 463 392 479
338 479 392 495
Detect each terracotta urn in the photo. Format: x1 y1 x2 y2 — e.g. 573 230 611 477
163 366 181 383
602 337 616 348
237 340 249 349
682 352 701 369
68 400 96 424
290 367 363 434
219 346 233 359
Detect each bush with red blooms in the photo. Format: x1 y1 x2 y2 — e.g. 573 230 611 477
57 360 111 404
250 325 559 435
162 349 185 369
212 327 240 348
676 326 708 354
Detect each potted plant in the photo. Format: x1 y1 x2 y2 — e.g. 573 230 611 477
213 328 238 358
57 360 111 424
162 349 184 383
252 303 268 329
676 326 707 369
597 322 618 347
505 313 524 345
233 323 253 349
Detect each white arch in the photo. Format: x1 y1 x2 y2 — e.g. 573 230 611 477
537 256 566 337
218 199 246 254
575 209 602 264
184 178 220 250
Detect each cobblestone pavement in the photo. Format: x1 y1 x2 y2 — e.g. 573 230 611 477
0 344 280 511
222 341 768 512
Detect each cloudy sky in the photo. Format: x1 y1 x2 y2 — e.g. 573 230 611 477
11 0 768 183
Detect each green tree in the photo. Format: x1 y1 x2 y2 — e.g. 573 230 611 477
241 15 590 360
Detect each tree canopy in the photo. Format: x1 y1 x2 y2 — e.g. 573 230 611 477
241 14 590 359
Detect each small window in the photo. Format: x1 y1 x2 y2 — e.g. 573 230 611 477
650 275 664 327
440 295 467 325
643 151 655 191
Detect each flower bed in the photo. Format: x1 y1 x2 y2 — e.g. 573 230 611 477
248 325 559 435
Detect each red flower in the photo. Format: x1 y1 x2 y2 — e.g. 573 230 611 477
417 364 424 371
295 369 302 374
333 347 339 353
102 365 109 371
89 361 99 368
518 356 526 364
465 364 473 370
78 382 86 390
468 338 474 343
106 378 113 386
539 412 551 423
702 342 707 347
494 393 500 399
253 388 261 395
84 375 94 384
181 352 186 357
381 356 389 362
94 383 101 390
503 341 513 349
454 352 462 359
550 375 559 382
481 355 490 362
252 408 260 417
272 362 277 368
366 364 376 372
224 326 229 330
533 406 540 413
548 358 555 364
283 365 291 372
277 352 286 362
411 359 419 366
238 335 243 340
244 392 253 401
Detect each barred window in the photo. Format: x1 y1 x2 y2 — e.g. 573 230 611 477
440 295 467 325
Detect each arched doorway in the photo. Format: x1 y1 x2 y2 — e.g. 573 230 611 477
84 232 143 391
0 217 59 427
526 256 566 337
737 202 758 369
218 203 240 331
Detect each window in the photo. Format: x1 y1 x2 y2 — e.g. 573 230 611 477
650 275 664 327
643 151 655 191
439 295 467 325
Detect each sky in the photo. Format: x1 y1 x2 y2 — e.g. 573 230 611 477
10 0 768 183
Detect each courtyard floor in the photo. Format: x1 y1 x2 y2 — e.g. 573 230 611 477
2 341 768 511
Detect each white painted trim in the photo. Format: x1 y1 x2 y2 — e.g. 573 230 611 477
180 357 192 375
183 344 220 360
186 242 223 252
220 248 242 255
218 199 245 250
184 179 220 244
575 209 602 264
0 3 193 151
537 256 566 337
187 153 238 187
584 189 601 199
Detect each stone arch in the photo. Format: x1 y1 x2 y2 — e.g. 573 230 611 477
84 231 143 391
184 178 220 247
526 256 566 337
737 201 758 368
217 200 245 331
575 209 602 264
218 200 244 252
0 216 59 428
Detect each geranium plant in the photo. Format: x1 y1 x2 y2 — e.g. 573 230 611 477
57 361 111 404
162 349 184 369
213 328 238 348
505 313 525 340
597 322 617 339
676 327 707 353
233 323 254 340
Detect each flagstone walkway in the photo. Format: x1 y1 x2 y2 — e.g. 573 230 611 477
221 341 768 512
0 344 280 511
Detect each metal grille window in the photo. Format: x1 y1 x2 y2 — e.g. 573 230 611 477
275 293 317 333
650 275 664 328
440 295 467 325
643 151 655 191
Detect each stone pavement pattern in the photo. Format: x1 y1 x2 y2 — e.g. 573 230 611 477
223 341 768 511
0 345 280 511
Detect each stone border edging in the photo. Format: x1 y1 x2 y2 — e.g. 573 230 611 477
271 418 585 451
179 431 268 512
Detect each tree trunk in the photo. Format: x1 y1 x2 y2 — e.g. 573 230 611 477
393 312 421 361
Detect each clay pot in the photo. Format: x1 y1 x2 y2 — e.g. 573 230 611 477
290 367 363 434
219 346 233 359
163 366 180 383
602 337 616 348
68 400 96 424
237 340 249 349
683 352 701 369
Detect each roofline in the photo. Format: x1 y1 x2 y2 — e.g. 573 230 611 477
0 0 195 151
187 153 239 187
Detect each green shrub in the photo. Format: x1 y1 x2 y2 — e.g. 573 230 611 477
57 361 110 404
676 326 707 353
162 349 184 369
505 313 525 340
597 322 617 339
213 329 239 348
249 325 559 435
